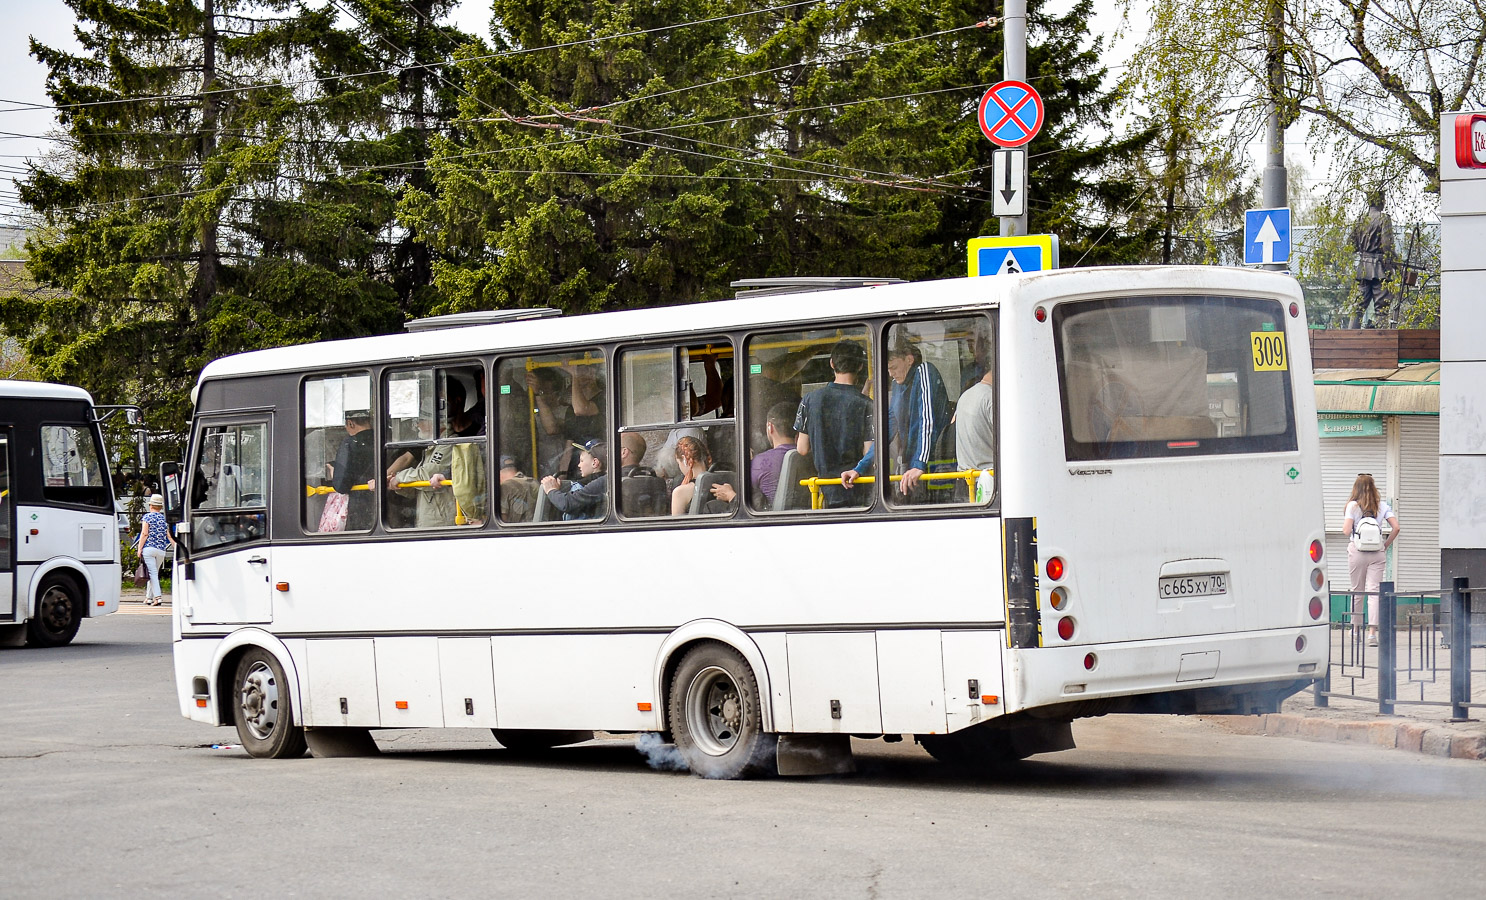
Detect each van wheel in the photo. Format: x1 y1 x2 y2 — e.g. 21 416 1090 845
233 648 307 759
668 642 773 779
26 574 83 647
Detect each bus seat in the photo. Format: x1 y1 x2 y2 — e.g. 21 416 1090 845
620 469 669 518
532 481 556 522
772 450 815 511
689 470 738 515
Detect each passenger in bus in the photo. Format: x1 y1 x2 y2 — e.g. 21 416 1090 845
497 455 540 523
617 431 649 476
794 341 873 509
387 384 460 528
669 435 713 515
526 366 573 476
954 366 995 476
431 375 487 525
540 439 608 520
748 401 799 506
843 338 948 501
329 409 376 530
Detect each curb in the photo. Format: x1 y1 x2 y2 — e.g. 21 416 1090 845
1208 713 1486 761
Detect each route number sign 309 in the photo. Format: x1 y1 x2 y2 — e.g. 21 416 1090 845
1250 331 1288 371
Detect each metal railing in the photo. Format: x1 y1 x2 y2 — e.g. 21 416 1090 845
1313 578 1482 721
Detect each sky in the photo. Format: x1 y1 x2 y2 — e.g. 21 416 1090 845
0 0 1144 227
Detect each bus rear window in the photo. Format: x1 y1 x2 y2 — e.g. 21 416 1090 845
1054 296 1297 461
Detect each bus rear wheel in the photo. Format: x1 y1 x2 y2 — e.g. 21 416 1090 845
26 574 83 647
668 642 773 779
233 648 307 759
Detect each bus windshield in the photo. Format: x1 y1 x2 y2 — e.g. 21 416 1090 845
1055 295 1297 461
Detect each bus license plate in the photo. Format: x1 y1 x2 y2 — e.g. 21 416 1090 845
1158 574 1228 599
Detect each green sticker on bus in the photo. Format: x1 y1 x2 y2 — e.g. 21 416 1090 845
750 364 762 374
500 385 511 395
1261 322 1276 331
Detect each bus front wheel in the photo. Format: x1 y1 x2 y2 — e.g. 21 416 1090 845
26 574 83 647
668 642 773 780
232 648 307 759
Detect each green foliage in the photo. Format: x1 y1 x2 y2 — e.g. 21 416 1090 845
0 0 476 443
406 0 1160 314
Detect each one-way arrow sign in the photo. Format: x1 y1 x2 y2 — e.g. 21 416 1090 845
992 148 1025 217
1243 207 1291 266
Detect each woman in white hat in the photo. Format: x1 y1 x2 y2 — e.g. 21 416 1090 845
135 493 177 606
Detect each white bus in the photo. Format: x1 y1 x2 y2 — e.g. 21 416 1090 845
168 267 1329 776
1 381 124 647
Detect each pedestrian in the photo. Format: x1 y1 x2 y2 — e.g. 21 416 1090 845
135 493 176 606
1344 473 1400 646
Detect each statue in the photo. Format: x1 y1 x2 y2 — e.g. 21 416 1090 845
1347 191 1395 328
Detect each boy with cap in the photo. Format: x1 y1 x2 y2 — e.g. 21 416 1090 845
539 440 608 521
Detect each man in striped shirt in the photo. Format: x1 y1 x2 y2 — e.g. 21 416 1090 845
843 337 948 503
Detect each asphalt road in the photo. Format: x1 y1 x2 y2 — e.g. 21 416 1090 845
3 614 1484 898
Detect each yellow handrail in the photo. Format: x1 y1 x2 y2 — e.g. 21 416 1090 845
800 469 993 509
305 483 374 497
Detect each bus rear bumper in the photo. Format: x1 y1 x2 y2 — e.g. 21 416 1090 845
1009 624 1329 716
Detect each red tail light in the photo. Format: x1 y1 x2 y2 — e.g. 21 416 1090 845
1308 597 1324 620
1083 653 1097 670
1046 557 1065 581
1309 540 1323 563
1057 617 1075 641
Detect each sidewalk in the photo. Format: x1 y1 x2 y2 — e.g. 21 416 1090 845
117 585 171 614
1209 628 1486 760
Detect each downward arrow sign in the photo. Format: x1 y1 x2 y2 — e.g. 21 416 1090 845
1001 156 1017 203
1254 215 1280 264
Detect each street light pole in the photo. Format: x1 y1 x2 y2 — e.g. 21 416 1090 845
999 0 1029 238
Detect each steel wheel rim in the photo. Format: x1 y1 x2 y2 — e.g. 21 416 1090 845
239 661 280 741
38 585 72 634
685 665 743 757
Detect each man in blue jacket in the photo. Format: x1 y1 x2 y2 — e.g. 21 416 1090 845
843 337 948 502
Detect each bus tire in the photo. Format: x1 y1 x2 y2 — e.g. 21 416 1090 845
26 573 83 648
491 729 594 752
668 642 773 780
232 648 307 759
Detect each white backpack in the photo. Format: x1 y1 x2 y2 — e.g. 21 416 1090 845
1354 516 1385 552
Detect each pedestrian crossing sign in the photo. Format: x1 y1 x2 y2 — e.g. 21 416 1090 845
967 234 1059 277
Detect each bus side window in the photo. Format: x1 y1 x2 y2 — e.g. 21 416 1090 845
192 423 269 549
496 349 607 524
617 341 736 518
302 373 374 534
381 366 486 529
745 326 870 513
880 316 995 508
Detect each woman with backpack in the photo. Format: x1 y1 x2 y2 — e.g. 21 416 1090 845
1345 473 1401 646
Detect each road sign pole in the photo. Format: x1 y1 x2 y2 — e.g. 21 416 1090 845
1261 0 1288 270
999 0 1028 238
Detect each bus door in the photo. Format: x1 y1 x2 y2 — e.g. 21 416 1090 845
0 430 12 620
186 419 273 624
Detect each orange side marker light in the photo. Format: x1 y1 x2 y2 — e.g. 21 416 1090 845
637 702 653 712
395 701 408 710
196 699 208 708
981 695 999 705
275 582 290 592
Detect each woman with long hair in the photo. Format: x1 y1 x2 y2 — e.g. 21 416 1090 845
1344 473 1401 646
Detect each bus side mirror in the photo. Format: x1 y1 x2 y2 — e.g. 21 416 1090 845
159 461 183 525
